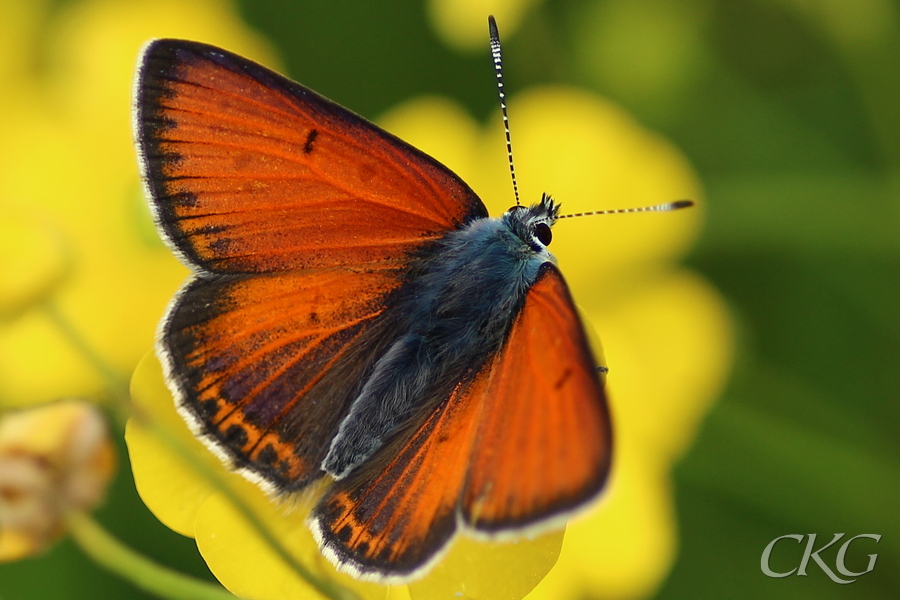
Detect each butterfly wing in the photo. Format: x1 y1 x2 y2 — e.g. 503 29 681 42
312 371 490 580
462 263 612 531
134 39 488 491
135 39 487 273
312 263 611 579
163 267 406 492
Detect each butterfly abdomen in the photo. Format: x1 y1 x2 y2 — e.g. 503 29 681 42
322 216 549 479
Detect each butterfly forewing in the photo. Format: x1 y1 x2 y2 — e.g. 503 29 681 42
462 264 612 530
135 39 489 493
135 39 487 274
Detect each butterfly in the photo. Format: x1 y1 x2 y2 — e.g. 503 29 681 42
133 22 616 582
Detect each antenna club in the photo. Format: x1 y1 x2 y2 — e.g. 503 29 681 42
556 200 696 219
488 15 499 39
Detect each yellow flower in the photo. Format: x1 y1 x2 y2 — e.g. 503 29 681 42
127 81 731 597
0 400 115 560
0 0 274 408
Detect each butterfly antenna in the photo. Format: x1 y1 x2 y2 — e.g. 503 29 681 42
557 199 695 219
489 16 521 207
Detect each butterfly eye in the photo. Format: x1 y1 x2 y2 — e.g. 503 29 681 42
534 223 552 246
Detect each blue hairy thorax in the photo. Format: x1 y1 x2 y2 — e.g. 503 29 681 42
323 195 561 478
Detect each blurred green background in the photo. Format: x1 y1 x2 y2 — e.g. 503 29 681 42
2 0 898 598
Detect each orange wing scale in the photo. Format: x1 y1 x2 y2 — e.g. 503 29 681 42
137 40 486 274
314 264 611 577
315 375 488 577
164 267 404 491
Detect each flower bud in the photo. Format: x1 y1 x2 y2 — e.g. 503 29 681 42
0 400 115 560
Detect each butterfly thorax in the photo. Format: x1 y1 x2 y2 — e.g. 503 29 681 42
323 195 561 479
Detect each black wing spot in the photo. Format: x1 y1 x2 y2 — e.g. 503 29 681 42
209 237 234 255
553 367 573 390
224 424 249 448
304 129 319 154
257 444 278 466
336 523 353 543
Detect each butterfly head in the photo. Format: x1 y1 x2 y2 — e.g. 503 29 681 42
502 193 560 253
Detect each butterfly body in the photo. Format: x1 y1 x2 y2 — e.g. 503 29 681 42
134 38 611 581
324 197 560 478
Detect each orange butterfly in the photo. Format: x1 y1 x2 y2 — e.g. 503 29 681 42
134 20 616 581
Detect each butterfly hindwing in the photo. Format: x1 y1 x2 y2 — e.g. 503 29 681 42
312 263 611 577
312 367 492 580
162 267 406 492
135 39 487 274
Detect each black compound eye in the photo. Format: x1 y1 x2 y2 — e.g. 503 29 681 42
534 222 552 246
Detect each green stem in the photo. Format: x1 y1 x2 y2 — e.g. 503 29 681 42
67 511 240 600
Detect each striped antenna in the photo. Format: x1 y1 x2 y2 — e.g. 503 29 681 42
488 15 520 207
557 199 695 219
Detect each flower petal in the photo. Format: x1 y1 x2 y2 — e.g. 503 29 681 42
127 353 217 536
410 531 564 600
